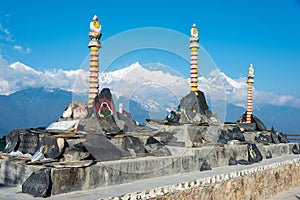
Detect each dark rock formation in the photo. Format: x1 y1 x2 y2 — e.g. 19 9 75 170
22 168 51 197
252 115 267 131
218 127 245 144
237 159 253 165
266 150 272 159
40 136 65 159
3 129 22 153
117 110 137 132
292 144 300 154
177 91 220 124
247 143 262 163
278 132 288 143
237 113 267 131
98 115 121 133
255 133 271 145
237 123 256 132
200 160 212 171
270 127 280 144
94 88 116 119
18 132 39 155
77 113 103 133
83 133 130 161
111 135 146 157
179 91 208 117
144 137 171 156
228 156 238 166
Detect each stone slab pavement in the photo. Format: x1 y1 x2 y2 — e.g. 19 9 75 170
0 154 300 200
267 186 300 200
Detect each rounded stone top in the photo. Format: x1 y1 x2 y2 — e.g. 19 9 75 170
90 15 101 33
191 23 198 37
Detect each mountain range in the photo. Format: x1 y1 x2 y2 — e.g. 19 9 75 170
0 62 299 137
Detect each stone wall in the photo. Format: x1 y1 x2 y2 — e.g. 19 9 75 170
1 143 297 197
105 157 300 200
50 144 294 195
0 160 40 185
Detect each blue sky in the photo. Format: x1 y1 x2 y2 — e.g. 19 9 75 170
0 0 300 97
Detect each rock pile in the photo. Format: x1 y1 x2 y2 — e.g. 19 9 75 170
0 88 296 198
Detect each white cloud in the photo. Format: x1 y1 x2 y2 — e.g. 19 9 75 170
0 59 299 110
254 91 300 108
12 45 31 54
0 23 12 42
0 58 88 95
25 48 32 54
13 45 23 51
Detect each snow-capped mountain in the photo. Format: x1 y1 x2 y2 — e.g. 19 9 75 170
0 61 88 95
1 60 300 135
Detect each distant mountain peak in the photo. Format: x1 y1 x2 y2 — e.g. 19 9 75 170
10 62 39 74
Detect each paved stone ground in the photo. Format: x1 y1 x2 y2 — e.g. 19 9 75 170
0 154 300 200
267 186 300 200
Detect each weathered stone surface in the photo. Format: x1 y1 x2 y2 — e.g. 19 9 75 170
252 115 267 131
165 111 180 123
83 134 130 161
3 129 22 153
178 91 210 123
200 160 212 171
201 125 222 144
73 104 88 119
271 127 280 144
117 110 137 132
22 168 51 197
145 143 171 156
237 159 253 165
110 135 146 157
255 133 271 145
78 112 103 133
292 144 300 154
278 132 288 143
40 135 65 159
217 127 245 144
237 123 256 132
98 115 121 133
228 156 238 165
18 132 39 155
94 88 116 119
248 143 263 163
47 143 296 195
152 124 205 147
194 145 248 168
143 158 300 200
0 160 40 185
266 150 272 159
179 91 208 117
63 150 90 161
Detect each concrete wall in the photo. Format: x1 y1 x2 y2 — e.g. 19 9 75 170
0 143 297 196
50 143 295 195
105 157 300 200
0 160 40 185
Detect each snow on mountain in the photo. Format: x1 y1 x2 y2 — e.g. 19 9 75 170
96 62 189 116
0 61 88 95
1 60 300 111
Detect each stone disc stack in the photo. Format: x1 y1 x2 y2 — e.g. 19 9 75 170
88 46 100 106
88 15 102 107
189 24 200 92
246 64 255 123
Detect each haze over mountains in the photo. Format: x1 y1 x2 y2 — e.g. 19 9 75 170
0 61 299 136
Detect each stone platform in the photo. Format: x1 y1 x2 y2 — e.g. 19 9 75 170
1 154 299 200
0 143 297 197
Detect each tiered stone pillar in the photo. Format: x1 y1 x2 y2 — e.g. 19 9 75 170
88 15 102 107
190 24 200 92
246 64 255 123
